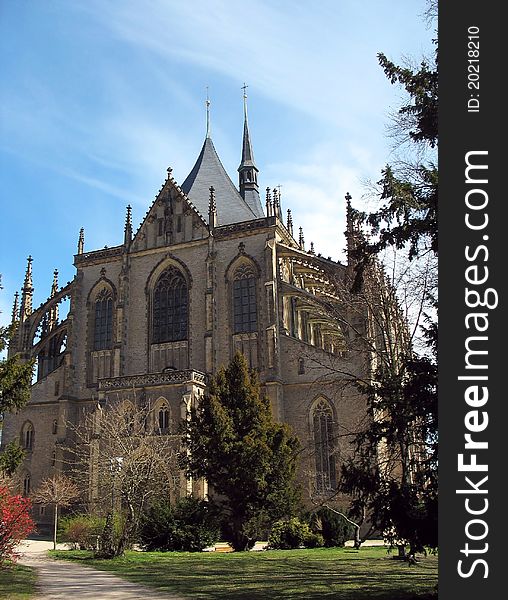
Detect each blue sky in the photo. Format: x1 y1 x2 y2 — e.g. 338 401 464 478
0 0 433 327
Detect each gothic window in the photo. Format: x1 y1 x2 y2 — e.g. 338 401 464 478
156 401 170 433
298 358 305 375
233 264 257 334
94 288 113 350
312 399 337 493
22 422 34 450
52 420 58 435
153 267 188 343
23 474 31 496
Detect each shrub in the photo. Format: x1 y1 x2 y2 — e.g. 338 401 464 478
309 508 355 547
138 497 219 552
268 518 322 550
0 486 35 565
58 514 105 550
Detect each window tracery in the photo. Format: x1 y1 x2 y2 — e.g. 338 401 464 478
312 399 337 493
153 267 188 343
233 264 257 334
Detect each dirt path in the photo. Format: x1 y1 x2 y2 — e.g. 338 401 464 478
17 540 185 600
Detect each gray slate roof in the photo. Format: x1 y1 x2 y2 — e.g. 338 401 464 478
181 137 264 226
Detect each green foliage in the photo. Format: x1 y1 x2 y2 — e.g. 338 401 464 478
0 440 25 477
341 12 438 559
341 355 438 555
308 508 355 548
352 41 438 289
0 348 34 415
267 518 323 550
58 513 107 550
138 497 219 552
182 352 301 551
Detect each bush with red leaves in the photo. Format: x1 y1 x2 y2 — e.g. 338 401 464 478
0 486 35 565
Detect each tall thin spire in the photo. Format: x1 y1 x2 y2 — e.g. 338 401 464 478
51 269 59 297
78 228 84 255
208 186 217 229
19 255 34 322
205 87 211 139
49 269 59 329
124 205 132 246
238 83 261 215
11 291 19 325
299 227 305 251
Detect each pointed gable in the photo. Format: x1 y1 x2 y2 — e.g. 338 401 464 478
131 178 207 252
181 137 264 226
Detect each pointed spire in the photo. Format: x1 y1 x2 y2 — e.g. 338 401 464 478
19 256 34 322
265 187 272 217
11 291 19 325
272 188 280 219
309 242 315 254
49 269 59 329
286 209 293 236
299 227 305 251
124 205 132 246
208 186 217 229
51 269 59 297
238 84 261 213
78 228 84 255
205 87 211 139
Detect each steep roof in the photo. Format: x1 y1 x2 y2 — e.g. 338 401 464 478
181 137 264 226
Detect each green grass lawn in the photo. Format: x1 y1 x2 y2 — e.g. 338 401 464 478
50 546 438 599
0 563 36 600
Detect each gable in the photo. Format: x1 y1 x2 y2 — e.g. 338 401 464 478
131 177 208 253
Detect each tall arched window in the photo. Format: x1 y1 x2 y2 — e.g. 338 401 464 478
21 422 34 450
23 474 31 496
156 400 170 433
94 288 113 350
233 264 257 333
312 399 337 493
153 267 188 343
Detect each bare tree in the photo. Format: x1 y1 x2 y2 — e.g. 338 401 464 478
66 397 180 557
32 474 80 550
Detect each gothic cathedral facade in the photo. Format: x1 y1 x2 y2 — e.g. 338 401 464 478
3 105 373 531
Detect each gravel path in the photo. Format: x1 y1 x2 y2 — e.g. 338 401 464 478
17 540 185 600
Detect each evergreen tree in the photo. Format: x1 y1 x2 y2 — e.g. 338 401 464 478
339 4 438 558
182 352 300 551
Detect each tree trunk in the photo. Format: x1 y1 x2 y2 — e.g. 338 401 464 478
53 504 58 551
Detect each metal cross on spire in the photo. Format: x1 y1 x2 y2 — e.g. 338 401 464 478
205 86 211 138
242 82 248 118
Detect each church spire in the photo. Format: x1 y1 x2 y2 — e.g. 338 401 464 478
238 84 261 214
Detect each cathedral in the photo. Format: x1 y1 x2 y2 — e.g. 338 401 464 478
2 96 377 531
